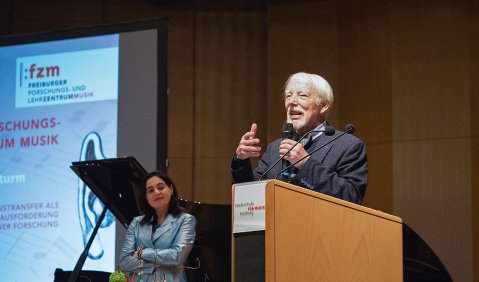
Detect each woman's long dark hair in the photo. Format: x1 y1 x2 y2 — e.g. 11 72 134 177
140 170 184 225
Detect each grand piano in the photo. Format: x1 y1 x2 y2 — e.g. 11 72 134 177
56 156 451 281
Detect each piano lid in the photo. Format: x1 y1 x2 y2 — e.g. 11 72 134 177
403 222 452 281
71 156 147 228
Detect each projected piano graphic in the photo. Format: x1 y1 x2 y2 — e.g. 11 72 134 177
58 156 450 282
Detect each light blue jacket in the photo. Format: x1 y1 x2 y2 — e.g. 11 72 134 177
119 213 196 282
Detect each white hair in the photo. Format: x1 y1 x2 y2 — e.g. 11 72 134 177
284 72 334 108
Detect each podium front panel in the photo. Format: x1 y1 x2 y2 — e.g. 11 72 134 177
266 180 403 281
234 231 265 282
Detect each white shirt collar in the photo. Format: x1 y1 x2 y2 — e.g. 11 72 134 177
311 122 326 141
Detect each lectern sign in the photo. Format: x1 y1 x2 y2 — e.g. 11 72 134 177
233 181 267 233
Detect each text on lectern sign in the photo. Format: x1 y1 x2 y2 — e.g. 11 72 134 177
233 181 267 233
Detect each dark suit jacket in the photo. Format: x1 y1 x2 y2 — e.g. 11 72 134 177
231 129 368 204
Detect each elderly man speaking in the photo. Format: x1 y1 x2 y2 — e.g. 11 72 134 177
231 72 368 204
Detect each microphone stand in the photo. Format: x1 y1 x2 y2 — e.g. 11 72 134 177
68 203 110 282
68 167 114 282
275 126 354 180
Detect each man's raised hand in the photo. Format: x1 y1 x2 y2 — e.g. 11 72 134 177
236 123 261 160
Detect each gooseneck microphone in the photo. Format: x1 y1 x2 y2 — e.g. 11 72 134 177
275 124 356 180
258 124 336 180
345 123 355 134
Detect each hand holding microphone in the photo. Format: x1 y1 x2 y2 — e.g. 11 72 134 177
279 125 335 169
258 124 335 180
279 139 310 169
275 124 356 180
235 123 261 160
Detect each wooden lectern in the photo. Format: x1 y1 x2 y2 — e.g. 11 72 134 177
232 180 403 281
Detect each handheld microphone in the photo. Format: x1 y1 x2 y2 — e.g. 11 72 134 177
275 124 356 180
282 122 294 139
258 124 336 180
279 123 294 182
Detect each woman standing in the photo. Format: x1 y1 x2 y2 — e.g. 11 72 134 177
120 171 196 282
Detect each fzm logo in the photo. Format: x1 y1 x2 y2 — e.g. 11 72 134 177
16 47 119 108
18 63 60 87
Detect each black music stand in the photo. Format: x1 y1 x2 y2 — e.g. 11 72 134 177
66 156 147 282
